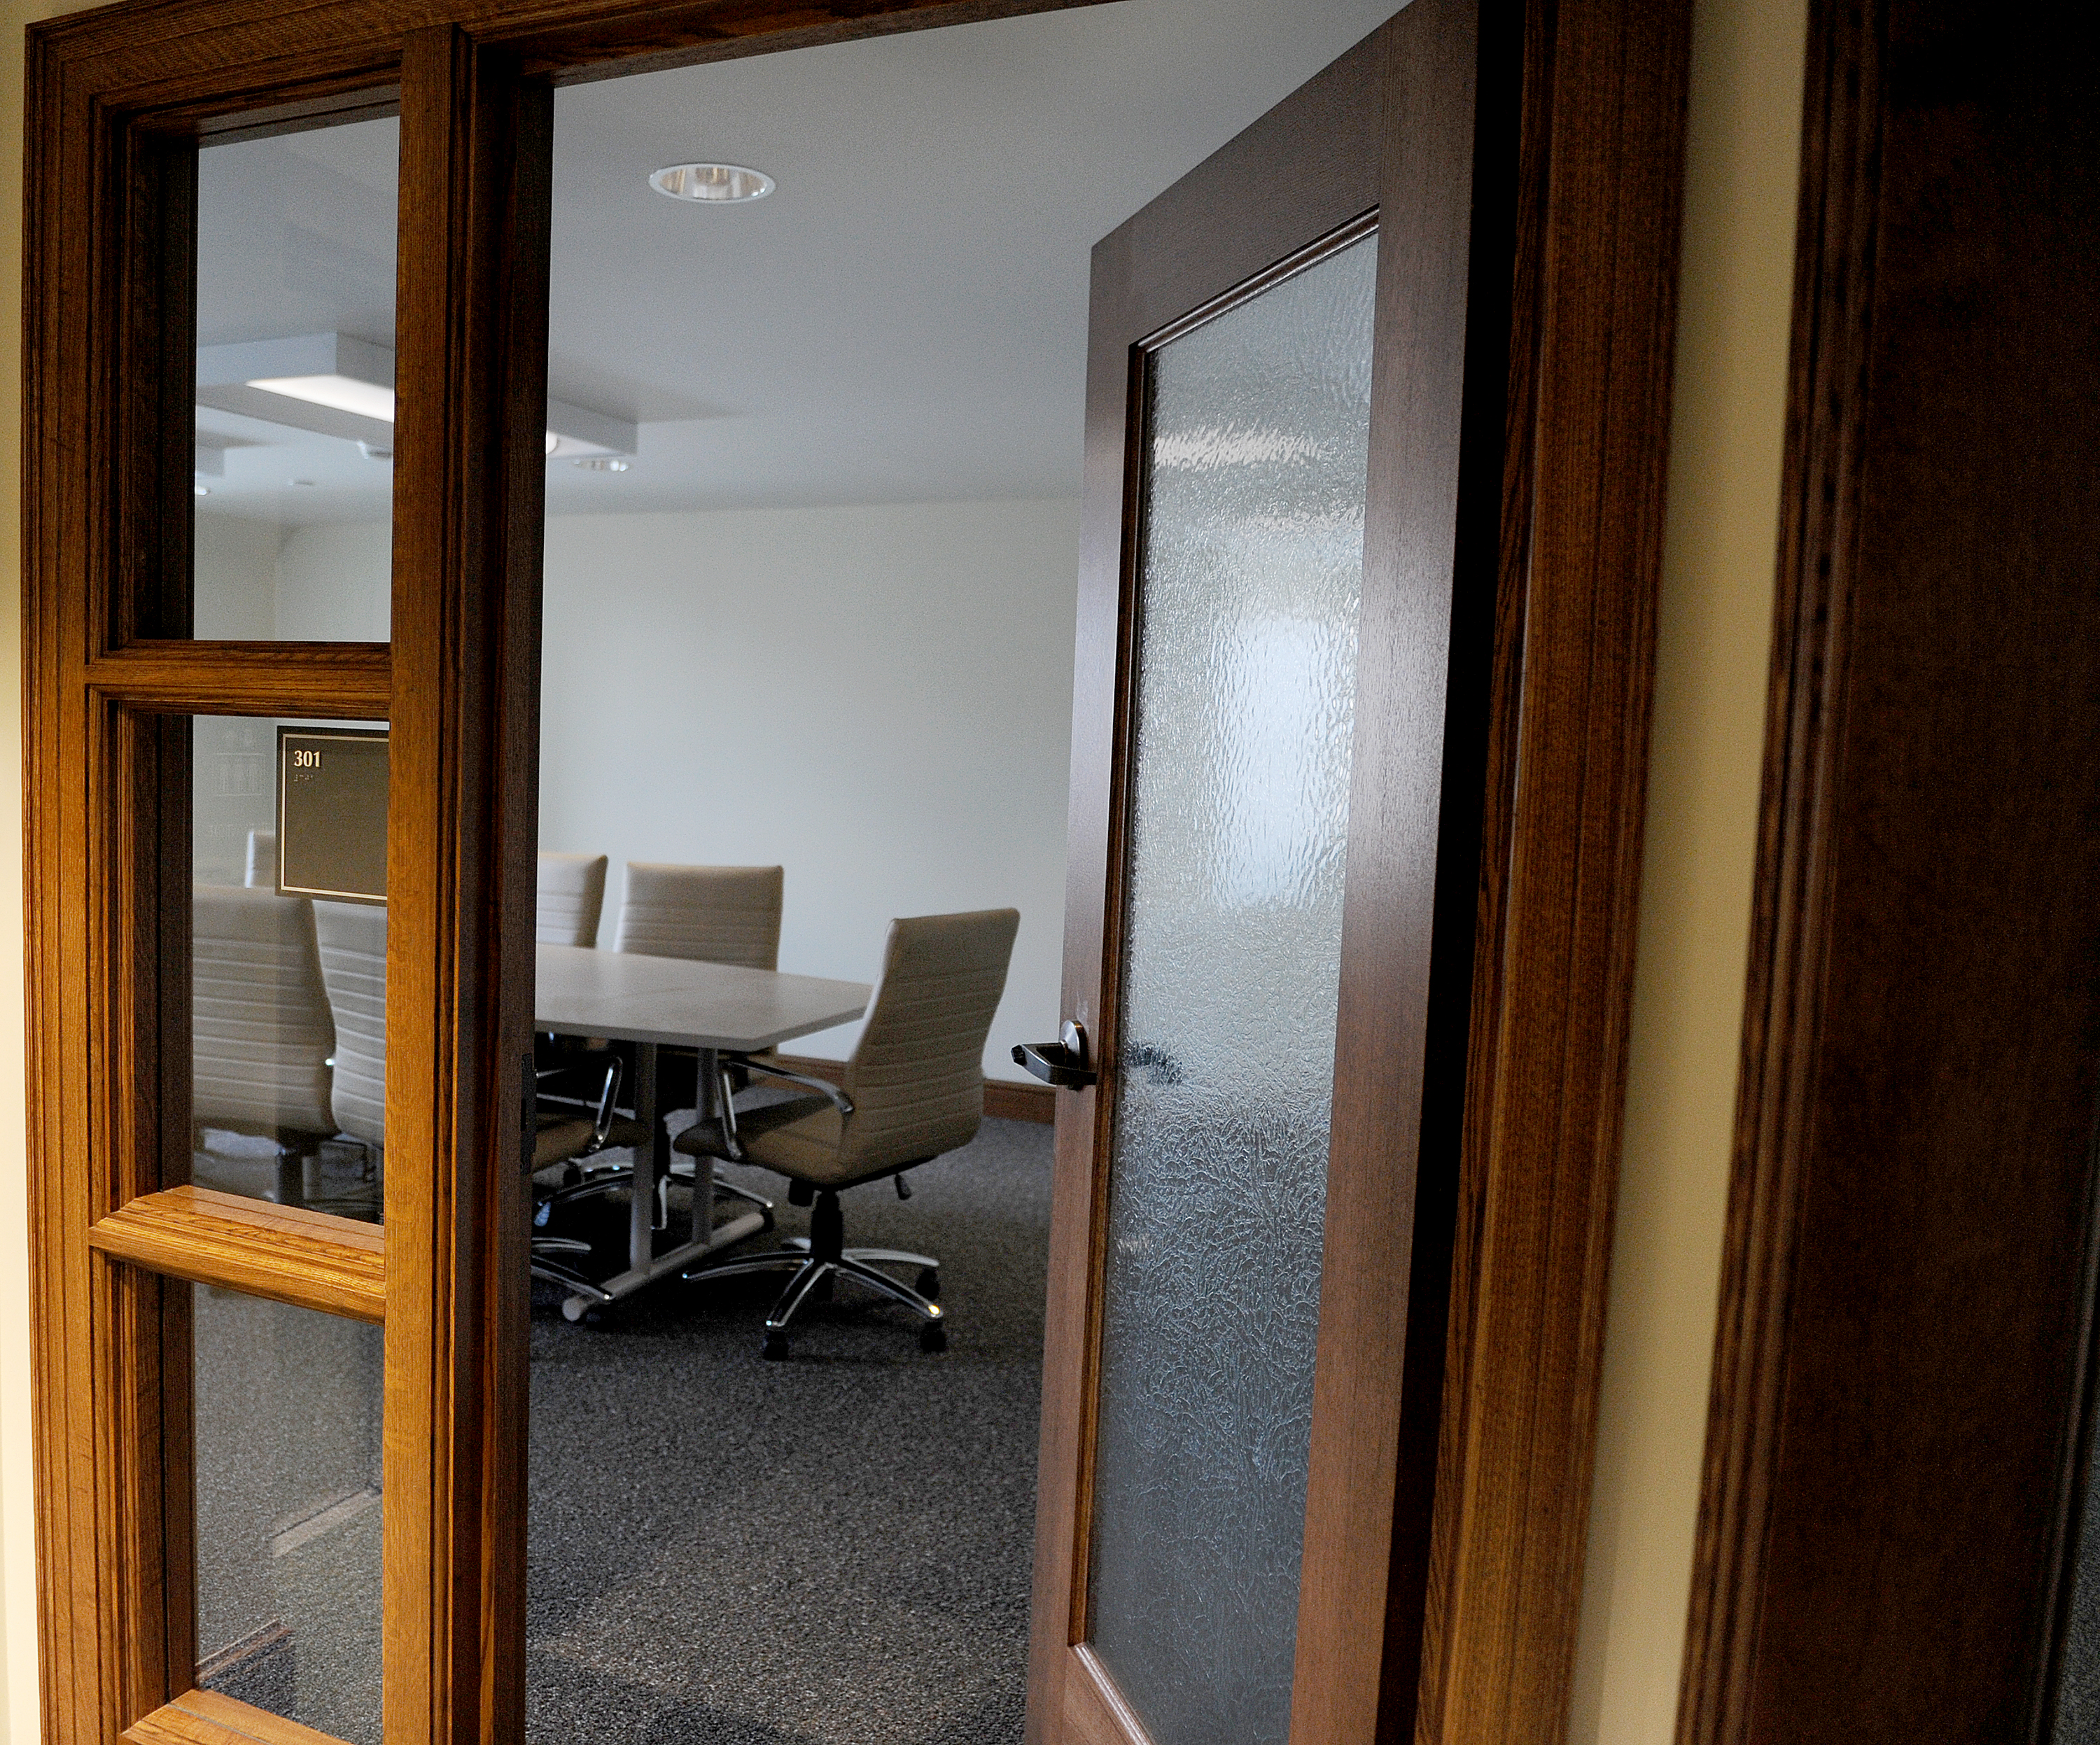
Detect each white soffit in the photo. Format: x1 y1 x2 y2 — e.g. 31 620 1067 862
197 332 638 456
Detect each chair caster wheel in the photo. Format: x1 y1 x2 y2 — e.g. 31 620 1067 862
916 1267 941 1301
762 1332 791 1361
919 1321 948 1354
760 1207 776 1232
561 1296 589 1324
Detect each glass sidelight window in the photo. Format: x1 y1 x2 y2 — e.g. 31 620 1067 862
186 117 399 643
190 715 389 1224
191 1284 384 1744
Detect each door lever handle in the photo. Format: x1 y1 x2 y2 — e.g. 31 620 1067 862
1013 1019 1098 1090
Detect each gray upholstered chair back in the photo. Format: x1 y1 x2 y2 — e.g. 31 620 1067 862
836 908 1019 1174
538 851 608 946
614 862 783 969
192 883 336 1137
244 829 276 889
312 900 388 1151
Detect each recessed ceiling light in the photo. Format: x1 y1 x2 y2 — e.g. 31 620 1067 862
573 458 631 472
650 162 774 204
193 484 209 497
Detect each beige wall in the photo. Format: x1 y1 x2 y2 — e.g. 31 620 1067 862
1567 0 1807 1735
0 1 1804 1741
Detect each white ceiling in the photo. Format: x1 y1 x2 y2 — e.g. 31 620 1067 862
194 0 1406 526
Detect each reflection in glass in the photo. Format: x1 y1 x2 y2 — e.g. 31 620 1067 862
2054 1317 2100 1735
191 715 387 1223
1084 233 1378 1745
192 119 398 641
192 1284 383 1745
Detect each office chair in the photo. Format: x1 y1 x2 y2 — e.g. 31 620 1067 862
608 861 787 1226
537 851 608 947
191 883 337 1203
613 861 783 967
527 1054 647 1301
533 849 620 1151
678 906 1018 1358
310 900 388 1218
307 898 639 1282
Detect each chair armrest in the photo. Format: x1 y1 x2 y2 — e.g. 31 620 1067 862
722 1053 854 1115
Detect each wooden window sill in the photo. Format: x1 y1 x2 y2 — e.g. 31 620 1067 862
88 1186 384 1323
126 1686 355 1745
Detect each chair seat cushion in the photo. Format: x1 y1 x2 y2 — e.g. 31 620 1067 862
674 1094 869 1186
532 1112 650 1171
533 1114 596 1171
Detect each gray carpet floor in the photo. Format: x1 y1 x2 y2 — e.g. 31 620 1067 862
526 1114 1054 1745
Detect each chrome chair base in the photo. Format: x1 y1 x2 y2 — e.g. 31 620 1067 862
684 1245 946 1357
530 1236 613 1310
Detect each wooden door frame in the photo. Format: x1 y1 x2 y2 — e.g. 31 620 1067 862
1675 0 2100 1739
18 2 1688 1744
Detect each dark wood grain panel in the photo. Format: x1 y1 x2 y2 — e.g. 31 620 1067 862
1294 3 1491 1741
32 0 1116 120
1413 0 1691 1735
1677 1 2100 1741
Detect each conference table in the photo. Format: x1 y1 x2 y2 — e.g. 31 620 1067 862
533 941 870 1319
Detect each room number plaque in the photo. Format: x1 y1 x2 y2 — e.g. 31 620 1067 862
276 725 389 904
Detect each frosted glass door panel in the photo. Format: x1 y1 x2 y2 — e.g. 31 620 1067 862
1085 232 1377 1745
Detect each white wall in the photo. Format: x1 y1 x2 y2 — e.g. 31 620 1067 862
194 512 281 638
276 521 391 643
185 498 1078 1083
538 499 1079 1081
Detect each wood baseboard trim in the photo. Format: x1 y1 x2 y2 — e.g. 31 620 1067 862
770 1054 1056 1125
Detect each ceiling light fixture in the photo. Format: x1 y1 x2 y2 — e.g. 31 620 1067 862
200 334 638 461
650 162 774 204
250 372 396 423
573 457 630 472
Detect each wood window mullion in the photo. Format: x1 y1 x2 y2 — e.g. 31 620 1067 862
385 27 549 1745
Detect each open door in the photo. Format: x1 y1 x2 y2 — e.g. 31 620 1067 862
22 0 1689 1740
1026 3 1518 1740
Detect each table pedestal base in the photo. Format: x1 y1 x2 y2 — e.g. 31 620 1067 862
557 1041 768 1321
558 1203 769 1322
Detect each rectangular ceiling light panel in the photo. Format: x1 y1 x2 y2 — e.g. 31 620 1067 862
197 332 636 458
247 373 398 423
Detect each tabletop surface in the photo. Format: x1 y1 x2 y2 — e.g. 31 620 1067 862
534 943 870 1050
